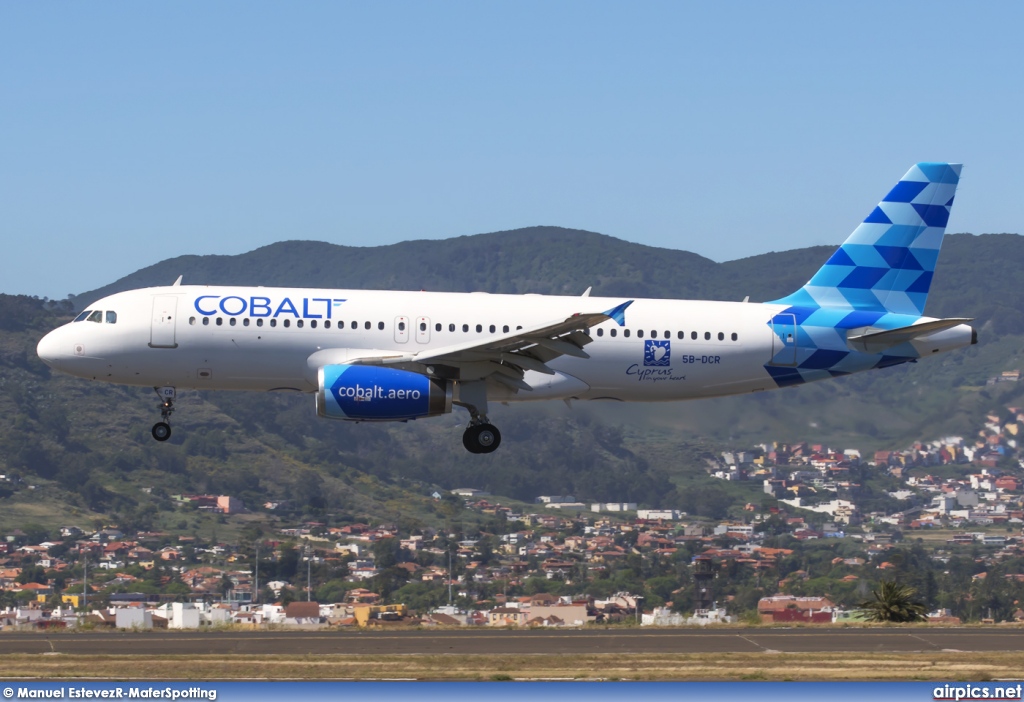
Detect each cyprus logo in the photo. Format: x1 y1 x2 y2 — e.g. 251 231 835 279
643 340 670 367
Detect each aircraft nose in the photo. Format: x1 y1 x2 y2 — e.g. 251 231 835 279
36 329 64 366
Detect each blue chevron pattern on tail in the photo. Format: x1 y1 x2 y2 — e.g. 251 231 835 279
763 163 962 388
770 162 961 316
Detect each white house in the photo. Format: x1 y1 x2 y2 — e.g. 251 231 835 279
115 607 153 630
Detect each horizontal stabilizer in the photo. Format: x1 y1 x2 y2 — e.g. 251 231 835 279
847 318 973 354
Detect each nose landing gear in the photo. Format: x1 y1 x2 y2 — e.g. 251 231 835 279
152 386 175 442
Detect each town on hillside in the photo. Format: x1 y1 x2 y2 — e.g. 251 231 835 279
3 395 1024 630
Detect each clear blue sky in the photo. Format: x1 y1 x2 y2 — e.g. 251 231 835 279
2 1 1022 299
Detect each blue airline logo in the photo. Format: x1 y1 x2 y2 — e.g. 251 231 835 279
644 340 671 367
194 295 346 319
323 365 432 420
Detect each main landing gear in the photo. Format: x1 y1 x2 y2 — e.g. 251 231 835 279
152 386 175 442
456 379 501 454
463 422 501 454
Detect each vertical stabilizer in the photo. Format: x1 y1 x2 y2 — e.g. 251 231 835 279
770 163 961 316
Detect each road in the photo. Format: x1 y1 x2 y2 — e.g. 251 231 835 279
1 628 1022 655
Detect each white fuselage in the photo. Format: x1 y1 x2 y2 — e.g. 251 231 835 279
37 285 790 403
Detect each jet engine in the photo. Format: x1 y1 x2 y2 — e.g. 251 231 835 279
316 364 452 421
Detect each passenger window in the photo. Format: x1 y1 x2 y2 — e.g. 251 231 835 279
691 331 697 340
718 332 724 341
462 324 469 332
435 323 441 332
624 329 631 338
351 321 357 330
597 328 604 337
284 319 291 328
73 310 91 322
731 332 738 341
364 321 371 330
677 331 684 339
310 320 317 329
610 328 617 337
503 325 509 333
399 322 406 331
270 319 277 328
297 320 304 328
449 323 455 332
664 330 669 338
704 331 711 340
378 321 384 330
87 311 103 323
489 324 495 333
189 317 197 326
229 318 237 326
203 317 210 326
517 326 522 330
216 317 223 326
420 322 427 332
324 320 331 329
257 319 264 327
243 318 250 327
106 311 118 324
637 329 643 338
650 331 657 338
475 324 482 333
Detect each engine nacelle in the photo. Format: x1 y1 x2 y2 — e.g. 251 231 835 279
316 364 452 421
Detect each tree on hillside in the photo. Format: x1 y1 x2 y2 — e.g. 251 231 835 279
859 580 927 623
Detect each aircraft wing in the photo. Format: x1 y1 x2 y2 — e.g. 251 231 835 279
342 300 633 390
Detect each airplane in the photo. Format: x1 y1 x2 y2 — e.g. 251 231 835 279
36 162 976 454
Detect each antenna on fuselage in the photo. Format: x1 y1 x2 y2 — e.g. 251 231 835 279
581 287 592 297
172 275 183 287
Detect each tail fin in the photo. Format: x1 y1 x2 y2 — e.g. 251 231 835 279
770 162 961 316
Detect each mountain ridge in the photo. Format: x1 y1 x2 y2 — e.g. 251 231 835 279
72 227 717 306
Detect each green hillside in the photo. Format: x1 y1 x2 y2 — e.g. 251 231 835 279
3 228 1023 533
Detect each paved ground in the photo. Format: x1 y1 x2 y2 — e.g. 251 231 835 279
1 628 1022 656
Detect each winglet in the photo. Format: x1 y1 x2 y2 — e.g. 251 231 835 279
602 300 633 326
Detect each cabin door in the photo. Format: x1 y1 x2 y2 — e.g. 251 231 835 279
769 313 798 366
150 296 178 348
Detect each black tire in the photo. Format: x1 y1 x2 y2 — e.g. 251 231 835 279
474 424 501 454
462 428 480 453
152 422 172 442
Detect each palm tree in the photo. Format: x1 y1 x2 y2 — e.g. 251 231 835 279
859 580 927 622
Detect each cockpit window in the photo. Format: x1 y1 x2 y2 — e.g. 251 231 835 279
73 310 92 322
105 311 117 324
86 310 103 323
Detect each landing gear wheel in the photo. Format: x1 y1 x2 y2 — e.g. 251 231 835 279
463 423 501 454
152 422 172 442
152 386 176 442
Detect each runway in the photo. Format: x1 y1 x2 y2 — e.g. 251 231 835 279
1 628 1022 656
